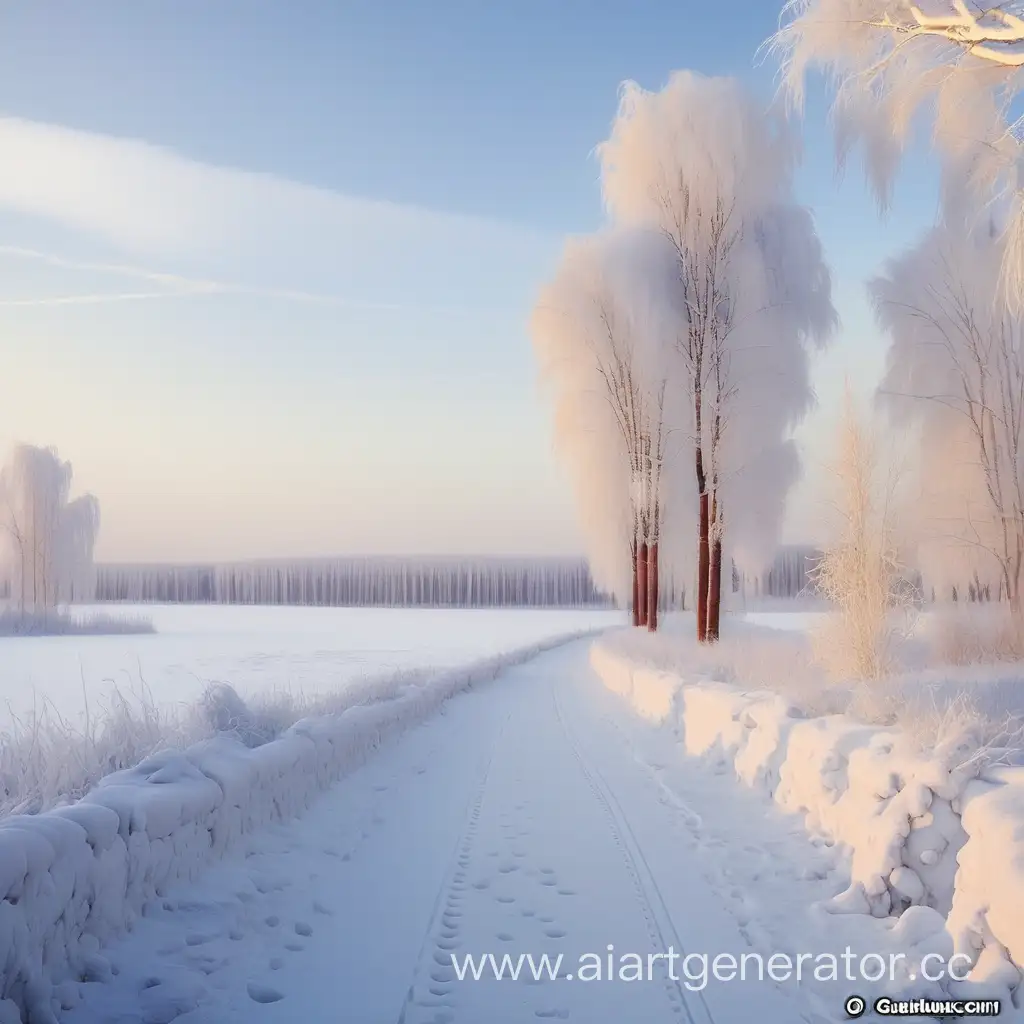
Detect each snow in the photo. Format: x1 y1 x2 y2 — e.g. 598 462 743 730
949 768 1024 997
0 633 598 1022
0 643 874 1021
3 619 1023 1020
0 604 622 725
9 636 1012 1023
591 630 1024 1008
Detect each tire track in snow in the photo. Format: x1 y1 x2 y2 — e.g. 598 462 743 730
552 686 717 1024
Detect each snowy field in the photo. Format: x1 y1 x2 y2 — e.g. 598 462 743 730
0 603 622 725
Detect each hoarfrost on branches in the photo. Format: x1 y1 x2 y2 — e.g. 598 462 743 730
811 389 907 680
770 0 1024 305
873 218 1024 605
595 71 836 637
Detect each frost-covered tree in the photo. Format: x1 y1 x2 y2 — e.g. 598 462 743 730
597 71 836 641
812 388 904 680
0 445 100 613
771 0 1024 305
531 228 685 630
873 218 1024 605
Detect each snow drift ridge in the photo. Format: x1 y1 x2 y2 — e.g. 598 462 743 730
590 639 1024 1001
0 631 596 1023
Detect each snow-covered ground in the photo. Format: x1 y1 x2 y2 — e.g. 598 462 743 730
3 628 1022 1021
41 638 964 1024
0 604 622 725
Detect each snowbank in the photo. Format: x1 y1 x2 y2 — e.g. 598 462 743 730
591 636 1024 999
0 631 594 1022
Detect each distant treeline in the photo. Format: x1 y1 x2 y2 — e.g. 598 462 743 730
95 557 616 609
735 545 821 600
90 549 831 610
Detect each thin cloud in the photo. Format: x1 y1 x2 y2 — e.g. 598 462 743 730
0 117 557 313
0 244 516 316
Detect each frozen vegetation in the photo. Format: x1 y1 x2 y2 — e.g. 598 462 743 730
0 445 146 637
0 605 619 817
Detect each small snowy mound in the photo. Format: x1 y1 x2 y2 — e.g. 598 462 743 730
198 684 279 748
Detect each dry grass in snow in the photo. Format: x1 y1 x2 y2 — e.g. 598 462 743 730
612 613 1024 769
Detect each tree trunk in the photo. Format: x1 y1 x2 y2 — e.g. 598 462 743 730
631 536 640 627
697 492 710 643
707 535 722 642
637 541 649 627
647 542 659 632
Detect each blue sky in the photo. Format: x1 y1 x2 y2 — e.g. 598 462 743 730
0 1 941 561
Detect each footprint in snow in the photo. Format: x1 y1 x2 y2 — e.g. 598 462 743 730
247 982 285 1004
294 922 313 937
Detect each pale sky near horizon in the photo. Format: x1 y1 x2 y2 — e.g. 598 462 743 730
0 1 942 562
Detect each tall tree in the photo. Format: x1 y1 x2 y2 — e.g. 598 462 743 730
531 229 681 628
873 217 1024 606
597 71 836 640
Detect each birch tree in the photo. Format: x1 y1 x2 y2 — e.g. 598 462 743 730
598 71 836 641
873 218 1024 605
770 0 1024 305
531 229 682 628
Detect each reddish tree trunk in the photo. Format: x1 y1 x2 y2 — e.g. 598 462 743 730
697 493 710 643
647 542 659 632
631 537 640 627
637 541 649 627
707 536 722 642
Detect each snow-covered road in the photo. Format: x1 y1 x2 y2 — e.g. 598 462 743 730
65 641 840 1024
